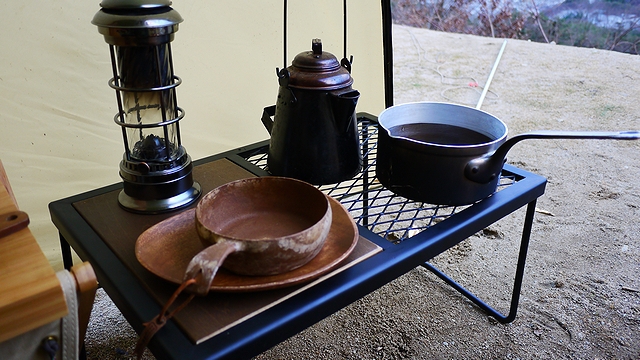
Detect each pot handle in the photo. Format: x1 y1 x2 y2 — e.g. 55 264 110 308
184 241 242 295
465 130 640 184
280 0 350 71
135 241 240 358
261 105 277 134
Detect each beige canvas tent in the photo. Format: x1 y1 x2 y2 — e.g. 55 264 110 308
1 1 389 270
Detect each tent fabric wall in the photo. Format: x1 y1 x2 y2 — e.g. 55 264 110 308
0 1 386 270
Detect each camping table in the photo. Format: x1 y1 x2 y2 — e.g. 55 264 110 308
49 115 547 360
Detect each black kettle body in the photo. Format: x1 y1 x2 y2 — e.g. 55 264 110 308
262 39 361 185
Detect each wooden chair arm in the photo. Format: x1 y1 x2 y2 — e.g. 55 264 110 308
70 262 98 348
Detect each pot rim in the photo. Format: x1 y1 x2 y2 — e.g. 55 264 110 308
378 101 508 151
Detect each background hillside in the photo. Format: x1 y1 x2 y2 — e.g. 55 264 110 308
391 0 640 54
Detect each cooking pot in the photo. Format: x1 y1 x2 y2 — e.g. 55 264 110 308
376 102 639 206
187 176 332 295
262 39 361 185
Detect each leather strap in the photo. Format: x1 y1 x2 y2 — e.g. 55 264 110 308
134 278 197 359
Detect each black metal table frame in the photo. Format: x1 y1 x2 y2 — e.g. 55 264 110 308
50 114 547 360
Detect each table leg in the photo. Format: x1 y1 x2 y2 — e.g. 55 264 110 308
361 122 370 228
421 199 538 323
60 233 74 270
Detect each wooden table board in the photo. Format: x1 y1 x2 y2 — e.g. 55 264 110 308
0 163 67 342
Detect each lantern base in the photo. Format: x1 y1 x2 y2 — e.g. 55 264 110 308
118 181 201 214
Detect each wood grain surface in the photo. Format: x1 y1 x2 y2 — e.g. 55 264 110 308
0 160 67 342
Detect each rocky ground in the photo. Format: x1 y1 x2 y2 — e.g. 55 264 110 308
85 25 640 359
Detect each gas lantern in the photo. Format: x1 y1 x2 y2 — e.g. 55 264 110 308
92 0 200 213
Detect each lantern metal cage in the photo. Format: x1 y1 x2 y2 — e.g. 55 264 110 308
92 0 201 213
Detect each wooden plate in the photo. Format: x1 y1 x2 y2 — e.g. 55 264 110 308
135 196 358 292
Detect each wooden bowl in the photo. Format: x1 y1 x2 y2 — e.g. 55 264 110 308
194 177 332 276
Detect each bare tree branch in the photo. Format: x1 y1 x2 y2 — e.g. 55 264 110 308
609 16 640 51
531 0 549 43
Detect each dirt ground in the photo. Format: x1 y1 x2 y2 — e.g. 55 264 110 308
85 25 639 359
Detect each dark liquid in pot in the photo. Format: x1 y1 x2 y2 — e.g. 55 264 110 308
388 123 494 145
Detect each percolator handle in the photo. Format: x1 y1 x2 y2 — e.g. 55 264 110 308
281 0 350 70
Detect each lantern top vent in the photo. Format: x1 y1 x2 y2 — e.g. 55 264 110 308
99 0 172 10
92 0 183 30
92 0 183 46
